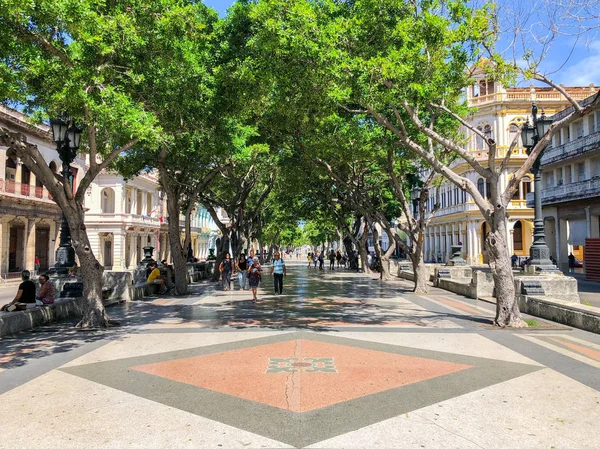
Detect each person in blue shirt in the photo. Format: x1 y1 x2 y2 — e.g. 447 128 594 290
270 251 287 295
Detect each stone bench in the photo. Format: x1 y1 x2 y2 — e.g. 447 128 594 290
0 297 85 337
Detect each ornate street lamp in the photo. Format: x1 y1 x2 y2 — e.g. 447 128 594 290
410 186 421 217
520 103 557 272
50 113 83 275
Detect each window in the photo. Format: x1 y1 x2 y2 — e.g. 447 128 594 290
556 168 563 186
454 188 459 205
565 166 572 184
523 176 532 196
441 190 446 208
477 178 485 197
589 115 595 134
476 127 484 150
566 126 571 141
486 181 491 200
578 163 586 181
509 124 518 134
576 121 584 138
484 124 493 141
513 221 523 250
594 159 600 177
100 188 115 214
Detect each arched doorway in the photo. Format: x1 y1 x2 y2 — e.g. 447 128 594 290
100 188 116 213
35 225 50 271
513 221 523 252
8 220 25 272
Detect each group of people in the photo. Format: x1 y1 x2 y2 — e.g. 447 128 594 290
1 270 55 312
219 249 287 302
307 250 347 271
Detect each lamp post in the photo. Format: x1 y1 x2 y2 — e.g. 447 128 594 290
410 186 421 217
50 113 82 275
520 103 557 272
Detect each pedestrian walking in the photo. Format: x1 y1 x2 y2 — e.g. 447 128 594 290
248 256 263 303
236 253 248 290
568 252 576 272
313 252 318 269
318 251 324 270
270 251 286 295
336 250 342 268
307 252 312 268
34 255 40 273
329 250 336 270
219 252 233 291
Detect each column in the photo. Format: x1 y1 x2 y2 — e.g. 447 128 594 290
591 214 600 239
585 206 592 239
111 230 121 270
0 218 5 276
141 191 147 216
508 223 514 255
129 233 137 268
115 184 124 214
131 188 137 215
445 225 451 260
557 218 569 271
24 218 36 271
476 226 482 265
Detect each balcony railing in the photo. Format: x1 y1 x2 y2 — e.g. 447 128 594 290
540 131 600 166
468 90 594 107
526 176 600 206
0 179 54 201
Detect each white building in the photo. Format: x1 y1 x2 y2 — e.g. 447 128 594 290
1 106 220 275
530 92 600 271
84 170 168 270
0 106 87 277
421 66 598 264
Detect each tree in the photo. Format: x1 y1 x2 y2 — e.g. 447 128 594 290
0 0 171 327
326 0 600 326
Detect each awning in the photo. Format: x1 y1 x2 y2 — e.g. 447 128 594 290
567 220 587 246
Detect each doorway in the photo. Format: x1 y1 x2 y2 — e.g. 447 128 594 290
35 226 50 271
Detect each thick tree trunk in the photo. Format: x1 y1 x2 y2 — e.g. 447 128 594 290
487 210 526 327
358 229 369 273
410 249 428 294
167 198 189 295
212 233 230 281
69 211 109 328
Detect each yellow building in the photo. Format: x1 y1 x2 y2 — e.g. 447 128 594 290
423 71 599 265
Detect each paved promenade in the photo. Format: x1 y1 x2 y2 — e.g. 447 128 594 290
1 262 599 448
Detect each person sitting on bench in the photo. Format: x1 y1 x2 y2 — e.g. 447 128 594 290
1 270 36 312
147 262 167 294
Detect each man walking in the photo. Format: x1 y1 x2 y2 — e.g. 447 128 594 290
270 251 286 295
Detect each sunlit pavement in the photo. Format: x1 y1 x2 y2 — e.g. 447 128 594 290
1 261 599 448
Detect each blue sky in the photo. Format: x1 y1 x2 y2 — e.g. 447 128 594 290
203 0 599 87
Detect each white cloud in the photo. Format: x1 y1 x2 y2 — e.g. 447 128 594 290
553 40 600 86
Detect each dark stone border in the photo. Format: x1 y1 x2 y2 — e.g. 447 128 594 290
61 331 541 448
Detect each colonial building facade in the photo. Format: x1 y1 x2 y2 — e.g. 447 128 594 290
422 71 599 265
529 92 600 272
0 106 87 277
1 106 219 277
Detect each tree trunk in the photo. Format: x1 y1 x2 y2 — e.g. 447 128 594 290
358 230 369 273
69 209 109 328
167 198 189 295
487 209 526 327
212 232 230 281
410 249 429 294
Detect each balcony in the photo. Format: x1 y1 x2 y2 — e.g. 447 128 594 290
0 179 54 202
541 131 600 166
526 176 600 206
468 90 594 107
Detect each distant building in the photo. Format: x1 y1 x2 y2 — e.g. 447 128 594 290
527 92 600 272
1 106 220 276
422 62 598 264
0 106 87 276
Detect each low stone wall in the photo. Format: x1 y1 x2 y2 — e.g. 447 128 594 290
437 278 473 297
103 271 133 304
514 276 579 303
0 297 86 337
518 295 600 334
